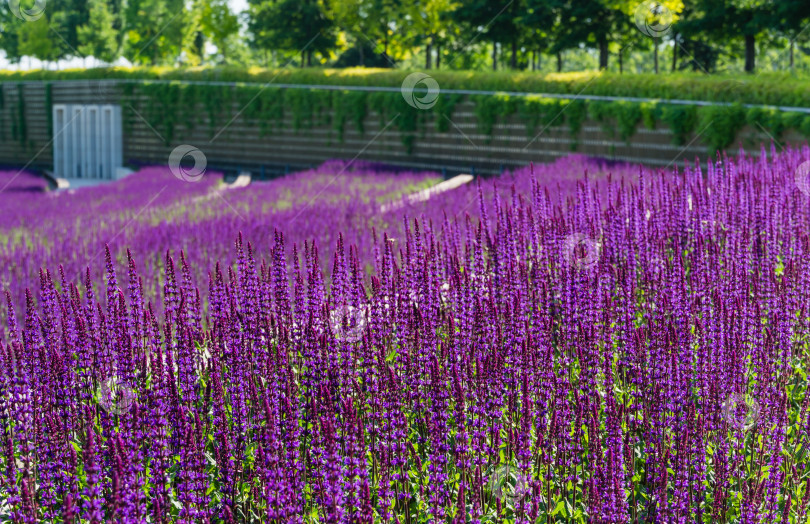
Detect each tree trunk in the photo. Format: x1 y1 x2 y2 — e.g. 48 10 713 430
307 50 312 67
532 50 536 71
556 52 562 72
300 51 305 68
436 43 441 69
511 40 517 69
383 32 389 64
492 43 497 71
425 42 432 69
672 36 677 71
654 38 659 74
744 34 755 73
598 37 608 70
619 47 623 74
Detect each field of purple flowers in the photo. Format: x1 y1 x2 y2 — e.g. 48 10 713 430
0 161 442 314
2 148 810 523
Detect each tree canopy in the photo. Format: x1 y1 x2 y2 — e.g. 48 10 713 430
1 0 809 73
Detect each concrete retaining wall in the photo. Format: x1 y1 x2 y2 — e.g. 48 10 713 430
0 80 800 177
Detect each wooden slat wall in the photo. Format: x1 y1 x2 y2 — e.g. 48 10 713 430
0 81 798 177
0 82 51 169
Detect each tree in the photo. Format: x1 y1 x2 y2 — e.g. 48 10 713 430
615 0 684 73
199 0 239 62
673 3 722 72
772 0 810 71
0 10 26 64
77 0 119 63
406 0 458 69
680 0 769 73
328 0 401 66
248 0 336 67
17 16 60 64
47 0 91 60
520 0 555 70
123 0 187 65
542 0 601 72
729 0 772 72
453 0 525 70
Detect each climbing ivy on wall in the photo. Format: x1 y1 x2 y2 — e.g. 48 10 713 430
518 96 565 138
0 76 807 162
434 93 461 133
238 86 285 137
332 90 368 141
10 84 27 147
565 100 588 150
120 82 810 157
589 100 643 143
0 86 5 142
45 83 53 136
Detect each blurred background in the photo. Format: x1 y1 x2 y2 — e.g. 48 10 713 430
0 0 808 74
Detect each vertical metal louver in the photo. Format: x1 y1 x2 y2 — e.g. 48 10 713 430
53 104 122 179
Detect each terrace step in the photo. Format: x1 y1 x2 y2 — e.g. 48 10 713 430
380 174 474 213
227 171 252 189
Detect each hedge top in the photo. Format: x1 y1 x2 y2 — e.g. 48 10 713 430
1 67 809 108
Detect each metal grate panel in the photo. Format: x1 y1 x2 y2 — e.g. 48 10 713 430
52 104 122 179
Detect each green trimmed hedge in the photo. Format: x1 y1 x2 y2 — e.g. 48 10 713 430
119 81 810 155
3 66 810 108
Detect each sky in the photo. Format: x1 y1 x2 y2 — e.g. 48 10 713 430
230 0 248 16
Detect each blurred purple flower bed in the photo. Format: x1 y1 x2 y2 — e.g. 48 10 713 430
5 149 809 521
0 160 443 306
0 156 629 306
